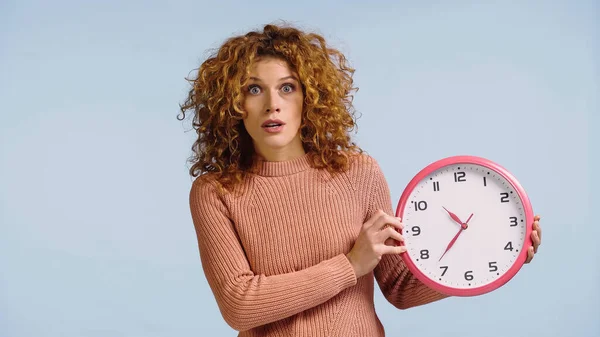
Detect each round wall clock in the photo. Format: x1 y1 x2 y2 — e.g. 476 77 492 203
396 155 534 296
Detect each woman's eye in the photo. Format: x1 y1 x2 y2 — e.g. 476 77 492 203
248 86 261 95
281 84 294 93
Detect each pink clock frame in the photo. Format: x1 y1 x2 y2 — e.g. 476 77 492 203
395 155 534 297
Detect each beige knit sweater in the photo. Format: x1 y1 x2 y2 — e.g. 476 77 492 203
189 152 448 336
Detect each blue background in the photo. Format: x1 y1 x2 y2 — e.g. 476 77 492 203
1 1 597 336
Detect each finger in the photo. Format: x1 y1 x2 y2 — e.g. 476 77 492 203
363 209 381 229
370 210 391 229
382 244 407 255
534 219 542 241
379 226 404 243
531 229 541 253
373 213 403 231
525 246 534 264
366 209 388 229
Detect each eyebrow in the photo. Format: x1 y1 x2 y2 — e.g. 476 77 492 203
248 76 299 82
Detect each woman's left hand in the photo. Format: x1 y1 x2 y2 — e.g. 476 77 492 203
525 215 542 264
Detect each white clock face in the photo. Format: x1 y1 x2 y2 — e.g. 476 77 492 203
401 163 527 290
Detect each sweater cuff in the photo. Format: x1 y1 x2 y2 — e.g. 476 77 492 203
325 254 357 291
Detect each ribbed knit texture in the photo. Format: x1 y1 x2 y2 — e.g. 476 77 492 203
189 153 448 336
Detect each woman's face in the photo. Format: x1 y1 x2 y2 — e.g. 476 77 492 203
242 57 305 161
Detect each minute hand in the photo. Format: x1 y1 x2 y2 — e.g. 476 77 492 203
438 213 474 261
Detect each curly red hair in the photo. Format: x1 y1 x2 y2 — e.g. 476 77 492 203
178 23 363 190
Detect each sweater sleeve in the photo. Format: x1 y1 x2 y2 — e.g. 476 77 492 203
364 157 450 309
189 177 358 332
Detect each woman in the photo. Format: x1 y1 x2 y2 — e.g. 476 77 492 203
179 23 542 336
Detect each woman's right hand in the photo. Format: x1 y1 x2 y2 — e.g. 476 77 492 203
346 209 406 278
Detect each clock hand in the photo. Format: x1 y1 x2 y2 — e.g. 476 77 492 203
438 213 474 261
439 227 463 261
443 206 467 229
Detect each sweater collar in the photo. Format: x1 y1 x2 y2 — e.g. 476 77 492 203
250 152 313 177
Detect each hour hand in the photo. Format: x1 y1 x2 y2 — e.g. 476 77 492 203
443 206 464 226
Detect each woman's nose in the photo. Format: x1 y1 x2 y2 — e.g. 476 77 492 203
265 91 281 113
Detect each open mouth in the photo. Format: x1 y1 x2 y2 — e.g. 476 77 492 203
263 122 282 128
261 120 285 133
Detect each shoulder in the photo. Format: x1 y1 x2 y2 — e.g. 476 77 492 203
330 152 387 195
189 172 251 207
343 152 392 214
189 173 234 221
189 173 227 206
346 152 385 179
190 173 219 195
